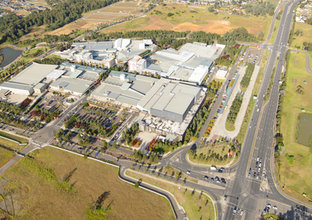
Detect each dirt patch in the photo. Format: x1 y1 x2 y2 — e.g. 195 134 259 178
172 21 232 34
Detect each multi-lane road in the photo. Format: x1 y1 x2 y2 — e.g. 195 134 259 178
224 0 312 219
1 0 312 219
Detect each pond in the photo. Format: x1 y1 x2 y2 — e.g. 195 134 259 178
0 47 23 68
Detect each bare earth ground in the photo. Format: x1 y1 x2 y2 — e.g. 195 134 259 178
102 3 272 36
48 1 148 35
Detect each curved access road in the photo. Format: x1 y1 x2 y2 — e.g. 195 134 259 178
290 49 312 74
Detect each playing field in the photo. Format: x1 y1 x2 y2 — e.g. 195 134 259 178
102 3 272 37
296 113 312 147
48 1 148 35
0 147 174 219
279 51 312 203
291 22 312 49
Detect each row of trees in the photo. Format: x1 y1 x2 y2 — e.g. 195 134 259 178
226 93 244 124
90 28 256 48
30 105 61 123
188 142 238 163
243 2 275 16
64 113 119 138
132 150 161 163
184 99 212 143
241 63 255 89
121 122 139 145
215 43 242 66
303 42 312 51
0 0 118 43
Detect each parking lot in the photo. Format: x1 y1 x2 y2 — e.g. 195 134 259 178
25 92 68 124
68 102 132 138
241 47 262 65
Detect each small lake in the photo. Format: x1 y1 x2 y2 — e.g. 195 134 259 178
0 47 23 68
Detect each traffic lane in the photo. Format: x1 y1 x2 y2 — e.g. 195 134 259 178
223 10 291 218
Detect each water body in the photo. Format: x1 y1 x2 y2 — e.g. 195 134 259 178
0 47 23 68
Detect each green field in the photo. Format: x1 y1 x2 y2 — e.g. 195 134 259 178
296 113 312 147
0 136 26 165
0 148 15 166
102 3 272 37
291 22 312 49
0 147 174 219
126 169 216 220
0 130 28 144
278 51 312 203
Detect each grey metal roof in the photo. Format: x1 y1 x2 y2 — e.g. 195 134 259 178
50 78 92 95
137 78 201 117
72 42 113 51
10 62 57 86
0 81 33 91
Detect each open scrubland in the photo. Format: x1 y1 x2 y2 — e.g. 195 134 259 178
278 51 312 203
0 147 174 219
102 3 272 37
291 22 312 49
48 1 149 35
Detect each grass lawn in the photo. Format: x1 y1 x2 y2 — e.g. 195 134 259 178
225 120 235 131
187 142 236 166
278 51 312 203
158 166 198 183
291 22 312 49
126 169 216 220
102 3 272 37
296 113 312 147
0 147 174 219
0 130 28 144
0 137 24 165
0 149 15 167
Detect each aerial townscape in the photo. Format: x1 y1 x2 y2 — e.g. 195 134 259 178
0 0 312 219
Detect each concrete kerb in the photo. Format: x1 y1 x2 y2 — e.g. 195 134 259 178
0 136 27 145
185 151 236 168
125 168 218 220
121 168 183 220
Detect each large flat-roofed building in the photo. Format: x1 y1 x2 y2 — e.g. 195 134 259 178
90 71 157 106
179 42 225 60
0 62 57 95
49 62 104 96
137 78 201 122
91 71 205 139
72 42 114 51
58 39 156 68
50 77 93 96
132 42 224 85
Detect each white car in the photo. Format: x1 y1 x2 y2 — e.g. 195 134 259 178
186 170 190 175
